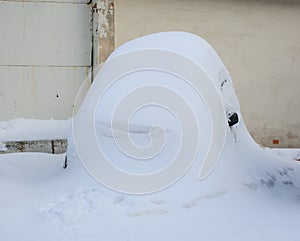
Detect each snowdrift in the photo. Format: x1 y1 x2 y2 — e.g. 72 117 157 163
0 32 299 241
73 31 300 194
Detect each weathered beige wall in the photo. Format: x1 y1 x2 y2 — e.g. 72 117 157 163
115 0 300 147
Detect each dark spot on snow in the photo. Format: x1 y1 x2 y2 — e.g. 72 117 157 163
266 172 277 181
220 79 228 91
260 179 276 188
277 171 284 176
277 166 293 177
282 181 293 186
56 94 59 98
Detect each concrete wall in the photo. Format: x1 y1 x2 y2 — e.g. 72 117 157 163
115 0 300 147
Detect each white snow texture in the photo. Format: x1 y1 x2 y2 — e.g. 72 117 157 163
0 32 299 241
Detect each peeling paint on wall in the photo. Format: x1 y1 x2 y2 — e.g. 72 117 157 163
92 0 115 68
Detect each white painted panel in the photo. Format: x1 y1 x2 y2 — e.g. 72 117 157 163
0 66 91 120
0 1 92 66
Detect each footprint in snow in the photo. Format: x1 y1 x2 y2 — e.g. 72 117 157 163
38 186 103 235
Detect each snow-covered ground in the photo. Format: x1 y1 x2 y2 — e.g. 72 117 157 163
0 32 299 241
0 133 299 241
0 118 70 142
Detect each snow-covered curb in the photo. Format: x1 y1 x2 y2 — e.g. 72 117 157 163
0 118 71 142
